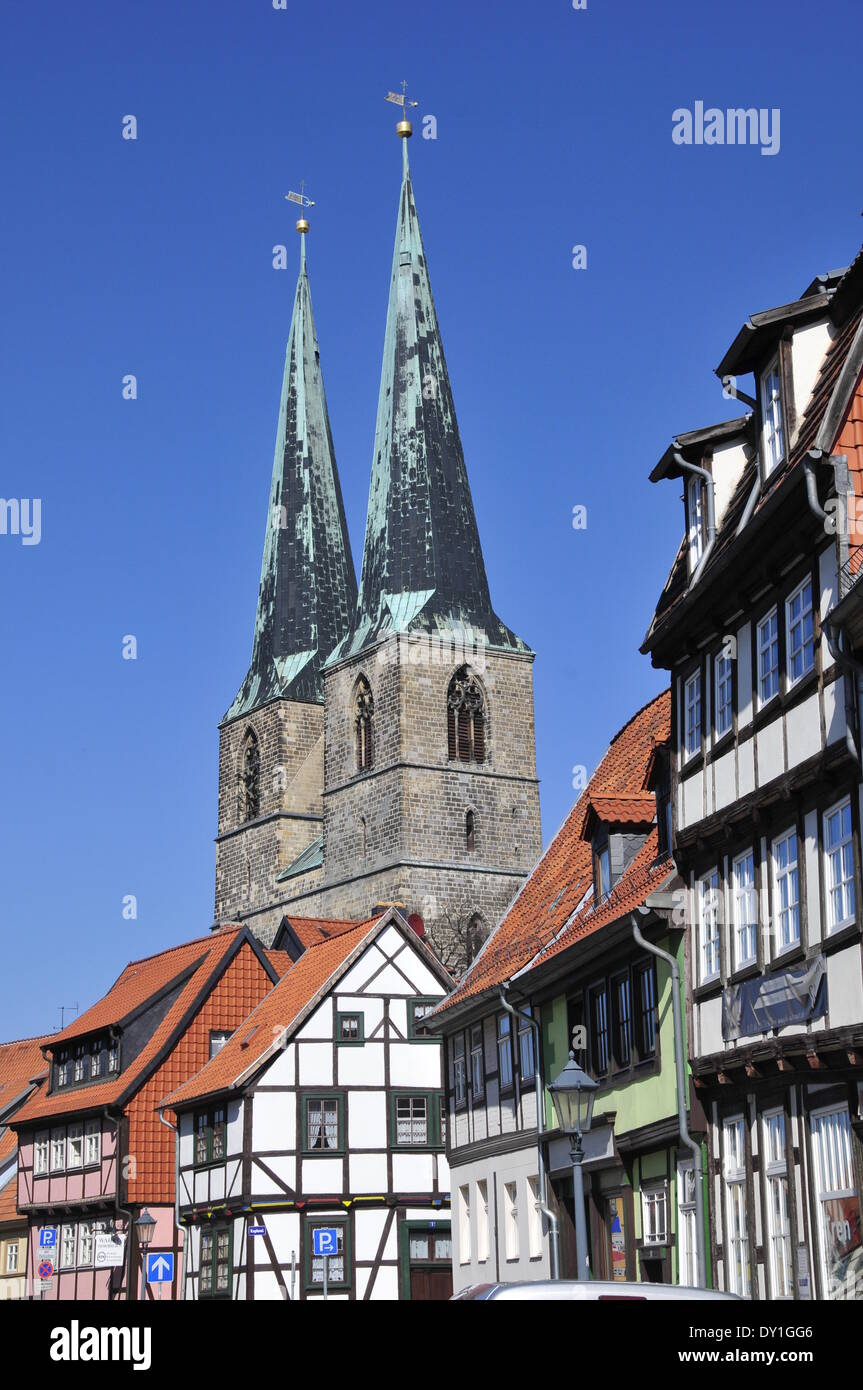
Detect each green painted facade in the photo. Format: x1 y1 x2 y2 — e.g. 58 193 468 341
538 927 711 1285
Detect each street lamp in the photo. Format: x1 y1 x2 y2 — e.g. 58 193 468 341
135 1209 156 1301
548 1052 599 1281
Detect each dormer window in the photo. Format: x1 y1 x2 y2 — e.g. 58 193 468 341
687 476 705 571
761 357 785 475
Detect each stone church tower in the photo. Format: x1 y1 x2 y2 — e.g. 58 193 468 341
213 217 357 940
215 126 542 962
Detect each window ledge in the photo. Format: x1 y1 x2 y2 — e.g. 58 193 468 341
692 977 723 1002
821 923 861 955
679 754 705 782
711 729 735 758
728 961 760 986
770 943 805 969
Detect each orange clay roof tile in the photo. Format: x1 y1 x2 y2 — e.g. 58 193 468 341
435 689 670 1015
161 919 381 1109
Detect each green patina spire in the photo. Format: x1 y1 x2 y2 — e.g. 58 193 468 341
226 226 358 720
330 134 529 662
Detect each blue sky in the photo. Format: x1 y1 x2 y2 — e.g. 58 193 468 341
1 0 861 1039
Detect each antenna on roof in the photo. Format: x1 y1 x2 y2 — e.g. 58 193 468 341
57 1004 79 1030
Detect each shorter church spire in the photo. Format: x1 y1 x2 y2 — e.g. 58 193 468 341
226 195 357 720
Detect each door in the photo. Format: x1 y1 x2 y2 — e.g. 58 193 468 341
410 1265 453 1300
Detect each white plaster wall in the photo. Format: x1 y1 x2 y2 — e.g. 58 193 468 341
297 1042 334 1086
348 1089 386 1148
338 1042 385 1086
253 1089 296 1153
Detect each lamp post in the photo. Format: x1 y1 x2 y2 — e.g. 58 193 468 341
135 1209 156 1302
548 1052 599 1281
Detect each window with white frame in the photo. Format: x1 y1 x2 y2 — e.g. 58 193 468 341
518 1007 536 1081
34 1132 49 1177
476 1179 489 1262
722 1116 750 1297
527 1174 543 1259
504 1181 519 1261
73 1044 86 1083
688 475 705 570
824 798 855 933
698 869 721 983
469 1024 484 1098
67 1123 83 1170
84 1119 101 1167
458 1184 471 1264
757 607 779 705
642 1182 669 1245
762 1110 793 1299
786 577 815 685
683 671 702 762
732 850 757 969
50 1129 66 1173
5 1242 19 1274
209 1030 232 1059
453 1034 466 1108
596 842 611 899
810 1105 859 1300
497 1015 514 1090
677 1162 698 1287
773 828 800 951
714 650 733 740
77 1221 95 1268
60 1224 76 1270
761 358 785 475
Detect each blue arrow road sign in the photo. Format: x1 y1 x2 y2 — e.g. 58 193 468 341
312 1227 339 1258
146 1252 174 1284
39 1228 57 1248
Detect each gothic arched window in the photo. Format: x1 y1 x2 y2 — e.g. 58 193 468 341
447 667 486 764
466 810 476 851
355 677 374 772
239 729 261 822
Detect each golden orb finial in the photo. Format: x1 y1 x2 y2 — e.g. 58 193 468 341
296 216 310 234
386 82 418 140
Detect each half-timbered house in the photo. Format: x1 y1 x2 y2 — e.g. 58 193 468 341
9 926 283 1300
162 908 454 1300
642 245 863 1300
427 692 707 1293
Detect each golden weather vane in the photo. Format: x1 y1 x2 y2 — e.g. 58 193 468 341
385 80 418 138
286 180 315 235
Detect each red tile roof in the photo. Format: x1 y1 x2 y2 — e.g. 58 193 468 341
0 1170 22 1227
586 794 657 826
435 689 670 1015
0 1035 53 1165
162 919 381 1109
286 917 368 946
10 928 255 1124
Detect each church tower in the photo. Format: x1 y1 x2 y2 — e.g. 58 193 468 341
286 118 543 966
213 206 357 941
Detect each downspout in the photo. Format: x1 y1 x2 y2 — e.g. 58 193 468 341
803 450 861 765
735 449 761 537
499 986 560 1279
630 913 707 1289
673 447 716 587
158 1107 185 1300
105 1111 136 1302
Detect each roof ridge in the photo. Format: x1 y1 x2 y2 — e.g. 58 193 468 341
121 925 242 972
0 1032 56 1048
605 687 670 747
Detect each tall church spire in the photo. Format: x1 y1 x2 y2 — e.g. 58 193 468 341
226 206 358 719
334 118 528 660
